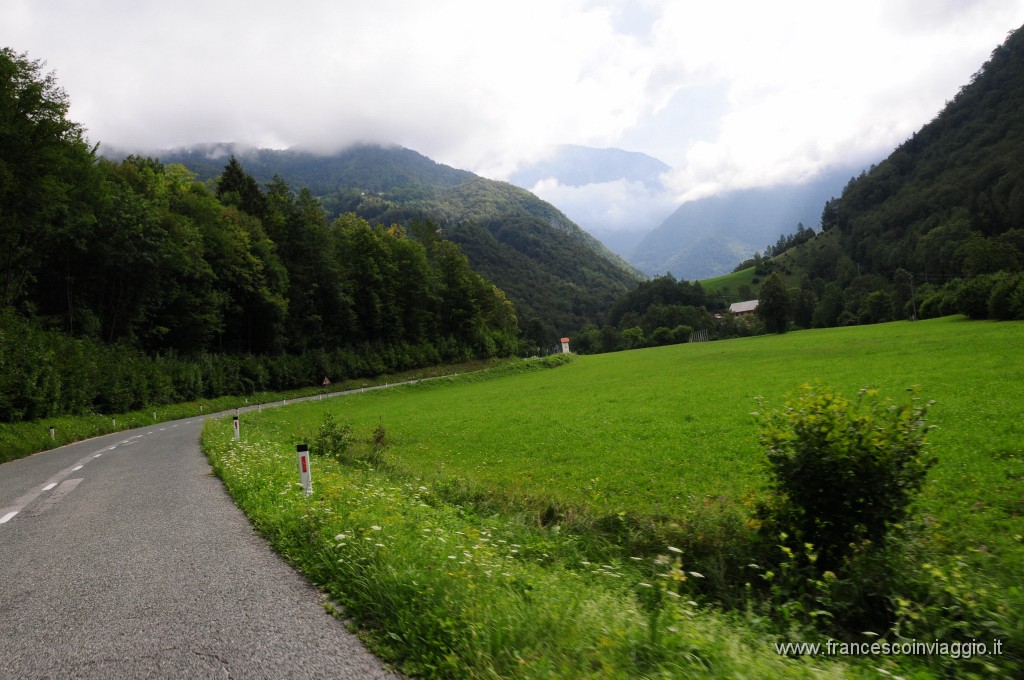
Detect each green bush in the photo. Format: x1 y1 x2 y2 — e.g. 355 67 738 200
956 273 1002 318
754 384 935 573
988 271 1024 319
312 412 354 462
671 324 693 343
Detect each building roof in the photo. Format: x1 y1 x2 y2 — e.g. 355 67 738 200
729 299 759 314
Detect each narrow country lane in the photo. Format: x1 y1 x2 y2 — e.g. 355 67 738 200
0 414 399 679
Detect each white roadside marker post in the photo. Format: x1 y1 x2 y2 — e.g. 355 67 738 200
296 444 313 495
49 426 55 441
233 416 240 440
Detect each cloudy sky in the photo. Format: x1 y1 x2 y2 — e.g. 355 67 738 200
3 0 1023 206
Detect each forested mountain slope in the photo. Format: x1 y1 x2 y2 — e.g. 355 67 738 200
142 144 643 337
760 24 1024 326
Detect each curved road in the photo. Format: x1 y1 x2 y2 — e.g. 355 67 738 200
0 413 399 678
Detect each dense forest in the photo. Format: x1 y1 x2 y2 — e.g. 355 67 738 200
0 47 519 421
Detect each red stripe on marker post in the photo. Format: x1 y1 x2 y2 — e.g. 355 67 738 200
296 444 312 495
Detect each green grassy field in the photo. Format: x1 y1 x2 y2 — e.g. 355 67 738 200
203 317 1023 677
700 266 759 299
236 317 1021 547
701 261 804 301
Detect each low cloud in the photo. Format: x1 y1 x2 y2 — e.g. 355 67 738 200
2 0 1022 200
529 178 678 234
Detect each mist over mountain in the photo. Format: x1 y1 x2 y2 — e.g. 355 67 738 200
504 145 870 281
507 145 678 259
630 167 863 279
509 145 670 188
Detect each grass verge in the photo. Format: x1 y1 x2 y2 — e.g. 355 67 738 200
203 357 866 678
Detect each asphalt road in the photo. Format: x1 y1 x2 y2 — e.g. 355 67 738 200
0 414 399 679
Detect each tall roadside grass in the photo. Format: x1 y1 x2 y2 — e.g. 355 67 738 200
203 387 857 677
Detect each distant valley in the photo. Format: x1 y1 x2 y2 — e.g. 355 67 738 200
507 145 865 280
630 167 861 279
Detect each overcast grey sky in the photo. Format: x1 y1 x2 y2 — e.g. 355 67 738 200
3 0 1023 203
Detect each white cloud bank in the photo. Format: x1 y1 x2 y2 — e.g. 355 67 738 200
529 177 679 234
2 0 1022 201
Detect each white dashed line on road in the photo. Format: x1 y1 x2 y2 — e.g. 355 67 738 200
0 511 17 524
42 483 58 491
29 478 83 518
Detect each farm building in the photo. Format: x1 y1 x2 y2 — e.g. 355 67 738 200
729 299 759 317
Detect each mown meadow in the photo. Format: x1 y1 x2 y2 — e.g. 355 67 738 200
203 316 1023 678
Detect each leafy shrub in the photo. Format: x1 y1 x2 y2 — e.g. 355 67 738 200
312 412 353 462
365 421 389 467
988 271 1024 319
621 326 645 349
754 384 935 573
955 273 1002 318
648 326 674 346
671 324 693 343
